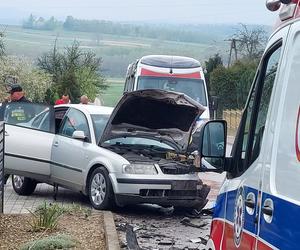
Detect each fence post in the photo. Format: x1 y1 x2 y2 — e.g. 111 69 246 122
0 122 4 214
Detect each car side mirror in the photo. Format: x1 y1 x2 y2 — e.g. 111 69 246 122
198 120 227 172
72 130 87 141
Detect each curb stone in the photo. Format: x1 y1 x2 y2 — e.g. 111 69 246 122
103 211 120 250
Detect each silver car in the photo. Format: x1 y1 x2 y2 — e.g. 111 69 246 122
3 89 210 210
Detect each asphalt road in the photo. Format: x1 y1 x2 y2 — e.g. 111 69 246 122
113 142 232 250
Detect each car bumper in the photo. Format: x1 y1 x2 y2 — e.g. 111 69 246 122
112 176 210 208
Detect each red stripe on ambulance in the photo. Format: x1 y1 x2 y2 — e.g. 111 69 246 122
140 68 201 79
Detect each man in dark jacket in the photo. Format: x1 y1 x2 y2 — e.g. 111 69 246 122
7 83 30 102
3 83 32 184
5 83 34 124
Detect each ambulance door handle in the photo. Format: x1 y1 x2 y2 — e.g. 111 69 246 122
262 205 273 216
245 199 255 209
262 199 274 223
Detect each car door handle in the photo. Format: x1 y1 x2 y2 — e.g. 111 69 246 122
53 141 59 147
262 205 273 216
5 131 9 136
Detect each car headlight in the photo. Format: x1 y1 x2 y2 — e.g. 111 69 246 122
122 164 158 175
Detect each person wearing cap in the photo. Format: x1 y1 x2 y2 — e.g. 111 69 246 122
7 83 30 103
3 83 32 185
5 83 33 123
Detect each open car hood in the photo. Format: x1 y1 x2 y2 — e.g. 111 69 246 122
99 89 205 152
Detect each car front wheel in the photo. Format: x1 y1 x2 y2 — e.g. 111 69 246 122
88 167 115 210
12 175 37 196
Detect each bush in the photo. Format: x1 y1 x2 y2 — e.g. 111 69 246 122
20 234 78 250
29 203 64 232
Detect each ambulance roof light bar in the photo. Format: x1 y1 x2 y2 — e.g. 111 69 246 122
266 0 282 11
266 0 295 11
266 0 299 21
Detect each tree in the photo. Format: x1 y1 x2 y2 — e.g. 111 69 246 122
38 41 107 103
233 24 268 60
0 31 5 58
204 54 223 94
209 59 258 117
23 14 36 29
0 56 53 102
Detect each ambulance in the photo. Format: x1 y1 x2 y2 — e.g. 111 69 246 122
123 55 210 122
197 0 300 249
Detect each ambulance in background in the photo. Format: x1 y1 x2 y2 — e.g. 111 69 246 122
197 0 300 249
123 55 210 124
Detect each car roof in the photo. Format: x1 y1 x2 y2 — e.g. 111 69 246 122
54 104 113 115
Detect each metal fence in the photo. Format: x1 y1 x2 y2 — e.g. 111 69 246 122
223 109 242 133
0 122 4 213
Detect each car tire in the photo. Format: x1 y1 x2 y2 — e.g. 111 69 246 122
12 175 37 196
88 167 115 210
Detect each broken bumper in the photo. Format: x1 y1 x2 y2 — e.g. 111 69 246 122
114 178 210 208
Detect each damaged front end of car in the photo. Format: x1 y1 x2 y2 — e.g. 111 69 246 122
99 89 211 208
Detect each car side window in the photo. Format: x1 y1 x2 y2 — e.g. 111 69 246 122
2 102 53 133
235 42 282 175
59 108 91 142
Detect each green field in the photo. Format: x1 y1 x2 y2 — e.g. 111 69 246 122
3 25 227 106
4 25 226 78
101 78 124 107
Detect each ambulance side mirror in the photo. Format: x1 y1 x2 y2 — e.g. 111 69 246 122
198 120 227 172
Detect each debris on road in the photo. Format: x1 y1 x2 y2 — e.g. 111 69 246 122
114 204 212 249
126 224 141 250
189 238 202 243
180 217 208 228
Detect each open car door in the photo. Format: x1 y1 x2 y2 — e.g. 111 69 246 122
1 102 55 181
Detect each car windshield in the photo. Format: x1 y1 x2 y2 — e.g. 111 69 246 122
137 76 207 106
91 114 110 139
103 137 173 150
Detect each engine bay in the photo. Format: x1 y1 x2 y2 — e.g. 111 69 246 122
106 144 200 175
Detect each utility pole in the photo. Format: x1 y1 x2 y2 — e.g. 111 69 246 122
226 38 239 67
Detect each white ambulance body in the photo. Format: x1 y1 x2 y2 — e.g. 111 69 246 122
123 55 210 122
198 1 300 249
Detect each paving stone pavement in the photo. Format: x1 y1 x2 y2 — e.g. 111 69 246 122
3 171 224 214
3 137 233 214
3 178 91 214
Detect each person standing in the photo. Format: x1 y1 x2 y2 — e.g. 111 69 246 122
80 95 89 105
4 83 32 184
7 83 30 102
55 94 70 105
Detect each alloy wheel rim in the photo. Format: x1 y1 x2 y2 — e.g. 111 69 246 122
13 175 24 189
91 173 106 206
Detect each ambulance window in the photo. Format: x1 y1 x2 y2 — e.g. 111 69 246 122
239 43 282 171
250 47 281 163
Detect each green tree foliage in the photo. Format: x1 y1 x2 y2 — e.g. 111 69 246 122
38 41 107 104
210 59 258 116
0 56 53 102
62 16 233 44
23 14 60 30
204 54 223 93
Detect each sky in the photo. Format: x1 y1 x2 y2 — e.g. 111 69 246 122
0 0 277 25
